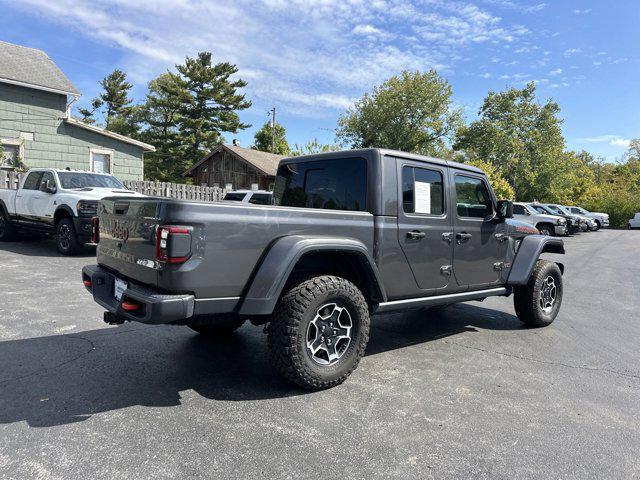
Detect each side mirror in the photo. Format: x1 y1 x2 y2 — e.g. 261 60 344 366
39 180 57 194
496 200 513 220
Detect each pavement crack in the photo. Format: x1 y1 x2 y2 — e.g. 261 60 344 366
445 340 640 380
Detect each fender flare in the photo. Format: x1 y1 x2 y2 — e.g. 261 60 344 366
507 235 565 286
238 235 386 315
53 205 75 225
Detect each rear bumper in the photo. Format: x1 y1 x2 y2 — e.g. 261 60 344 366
82 264 195 324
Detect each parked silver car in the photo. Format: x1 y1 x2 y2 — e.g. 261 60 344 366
565 206 609 230
513 202 567 236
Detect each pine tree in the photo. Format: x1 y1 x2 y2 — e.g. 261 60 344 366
176 52 251 164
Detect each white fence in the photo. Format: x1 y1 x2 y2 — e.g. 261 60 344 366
0 171 226 202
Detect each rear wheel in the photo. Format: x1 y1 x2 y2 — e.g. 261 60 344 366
514 260 563 327
0 209 17 241
56 218 81 255
268 275 370 390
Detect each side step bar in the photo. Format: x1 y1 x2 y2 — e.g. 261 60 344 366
375 287 510 314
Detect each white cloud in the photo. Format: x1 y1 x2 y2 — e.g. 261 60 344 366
580 135 630 148
564 48 582 57
479 72 492 78
12 0 535 117
352 24 384 36
572 8 592 15
548 68 562 75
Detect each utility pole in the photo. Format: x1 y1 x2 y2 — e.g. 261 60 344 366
270 107 276 153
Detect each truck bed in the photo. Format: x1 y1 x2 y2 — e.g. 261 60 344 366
97 197 375 300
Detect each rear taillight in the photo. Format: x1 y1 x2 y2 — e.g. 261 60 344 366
156 226 192 264
91 217 100 243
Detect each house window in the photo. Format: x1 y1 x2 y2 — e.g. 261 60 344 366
90 149 113 174
1 139 21 168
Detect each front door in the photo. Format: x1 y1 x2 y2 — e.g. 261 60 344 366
451 172 502 288
397 161 453 293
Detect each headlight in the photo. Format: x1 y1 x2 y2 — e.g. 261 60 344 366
77 200 98 216
557 218 566 225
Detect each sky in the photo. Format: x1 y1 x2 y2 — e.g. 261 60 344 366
1 0 638 160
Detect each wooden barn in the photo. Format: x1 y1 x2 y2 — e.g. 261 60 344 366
185 143 286 191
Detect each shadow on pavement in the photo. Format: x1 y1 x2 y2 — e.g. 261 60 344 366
0 238 96 258
0 303 523 428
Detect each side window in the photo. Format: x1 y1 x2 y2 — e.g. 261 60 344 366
455 175 493 218
248 193 272 205
38 171 56 190
513 204 526 215
22 171 43 190
402 166 444 215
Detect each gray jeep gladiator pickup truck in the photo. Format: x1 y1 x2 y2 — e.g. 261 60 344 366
82 149 565 389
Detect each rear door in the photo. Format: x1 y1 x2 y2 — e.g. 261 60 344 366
396 160 453 293
15 171 43 225
451 172 502 288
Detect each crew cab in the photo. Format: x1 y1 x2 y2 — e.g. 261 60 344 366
512 202 567 236
0 169 144 254
82 149 565 390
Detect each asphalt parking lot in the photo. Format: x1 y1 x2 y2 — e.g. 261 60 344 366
0 230 638 479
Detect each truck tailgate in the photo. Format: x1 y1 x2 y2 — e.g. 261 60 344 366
97 197 163 286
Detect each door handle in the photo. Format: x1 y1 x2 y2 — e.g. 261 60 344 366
494 233 508 242
406 230 426 239
442 232 453 243
456 232 472 244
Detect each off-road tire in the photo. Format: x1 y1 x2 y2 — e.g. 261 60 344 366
0 208 17 241
189 315 245 336
267 275 370 390
514 260 563 327
56 218 81 255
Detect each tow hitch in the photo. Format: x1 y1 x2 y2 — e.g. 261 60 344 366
104 311 126 325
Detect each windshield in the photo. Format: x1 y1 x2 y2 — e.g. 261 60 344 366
58 172 124 189
532 205 550 214
547 204 569 215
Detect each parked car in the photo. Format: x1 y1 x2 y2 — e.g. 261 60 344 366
565 206 609 230
512 202 567 236
628 213 640 229
542 204 590 232
223 190 273 205
0 169 144 254
82 149 565 390
528 203 582 234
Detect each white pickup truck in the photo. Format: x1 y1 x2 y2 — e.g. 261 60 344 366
0 169 144 254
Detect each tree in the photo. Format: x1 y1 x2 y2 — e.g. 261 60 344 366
457 154 515 199
454 82 565 201
253 121 290 155
336 70 462 156
78 69 139 136
176 52 251 165
291 139 340 156
139 73 190 181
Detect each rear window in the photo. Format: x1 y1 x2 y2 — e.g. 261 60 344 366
274 158 367 212
248 193 272 205
58 172 124 189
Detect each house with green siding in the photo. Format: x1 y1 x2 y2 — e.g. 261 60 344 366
0 41 154 180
